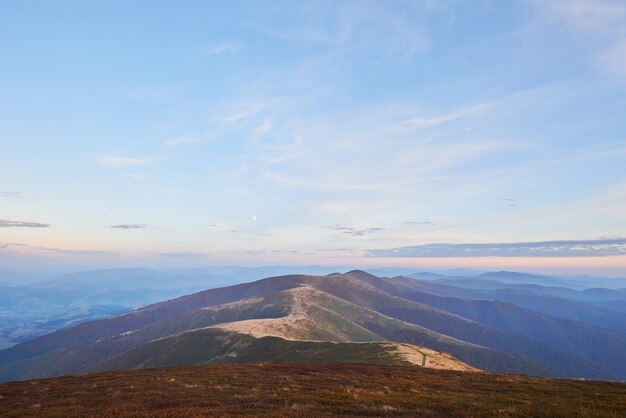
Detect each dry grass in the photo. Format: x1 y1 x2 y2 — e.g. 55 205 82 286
0 363 625 417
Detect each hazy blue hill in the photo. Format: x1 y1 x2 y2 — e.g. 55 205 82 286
423 277 626 302
46 268 220 290
363 267 420 277
441 268 486 276
0 267 245 347
470 271 626 290
0 285 180 345
0 274 309 367
409 272 450 281
312 272 614 379
0 339 15 350
474 271 588 288
552 274 626 290
384 282 626 379
408 280 626 332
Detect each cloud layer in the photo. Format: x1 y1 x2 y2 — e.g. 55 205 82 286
110 224 148 230
0 219 50 228
328 225 383 237
366 238 626 258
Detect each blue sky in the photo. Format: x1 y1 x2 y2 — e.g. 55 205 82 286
1 0 626 275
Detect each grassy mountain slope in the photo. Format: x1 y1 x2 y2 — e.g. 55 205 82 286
85 328 476 373
0 271 622 382
0 285 534 381
1 363 625 417
0 274 306 366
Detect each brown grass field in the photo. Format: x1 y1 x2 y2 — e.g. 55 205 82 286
0 363 625 417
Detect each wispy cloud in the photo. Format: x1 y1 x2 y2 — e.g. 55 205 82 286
599 39 626 77
202 42 241 55
252 119 272 142
366 238 626 258
542 0 626 32
399 103 494 130
155 251 211 258
221 101 268 124
1 191 21 199
97 155 153 168
497 196 518 207
0 219 50 228
329 225 383 237
248 0 438 60
127 85 179 102
110 224 148 229
122 172 149 182
163 135 200 146
535 0 626 78
0 242 115 256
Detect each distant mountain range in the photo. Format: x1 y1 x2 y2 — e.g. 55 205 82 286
1 269 625 382
1 266 623 347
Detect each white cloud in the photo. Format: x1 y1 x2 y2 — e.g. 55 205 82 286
366 238 626 258
544 0 626 33
252 119 272 142
110 224 148 229
534 0 626 79
163 135 200 146
599 39 626 77
399 102 495 130
202 42 241 55
0 219 50 228
127 85 178 102
1 191 21 199
97 155 152 168
221 101 268 124
248 0 439 60
122 172 149 182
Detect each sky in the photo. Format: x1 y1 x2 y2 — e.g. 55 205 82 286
1 0 626 276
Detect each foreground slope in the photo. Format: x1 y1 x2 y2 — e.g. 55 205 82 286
1 363 625 418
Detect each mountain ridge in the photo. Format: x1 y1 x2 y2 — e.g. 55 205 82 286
1 270 624 382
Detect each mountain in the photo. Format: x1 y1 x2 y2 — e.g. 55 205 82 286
441 268 487 276
472 271 594 288
0 266 266 347
1 270 624 383
45 267 228 290
417 277 626 300
474 271 626 290
375 275 626 378
0 284 526 381
405 279 626 332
